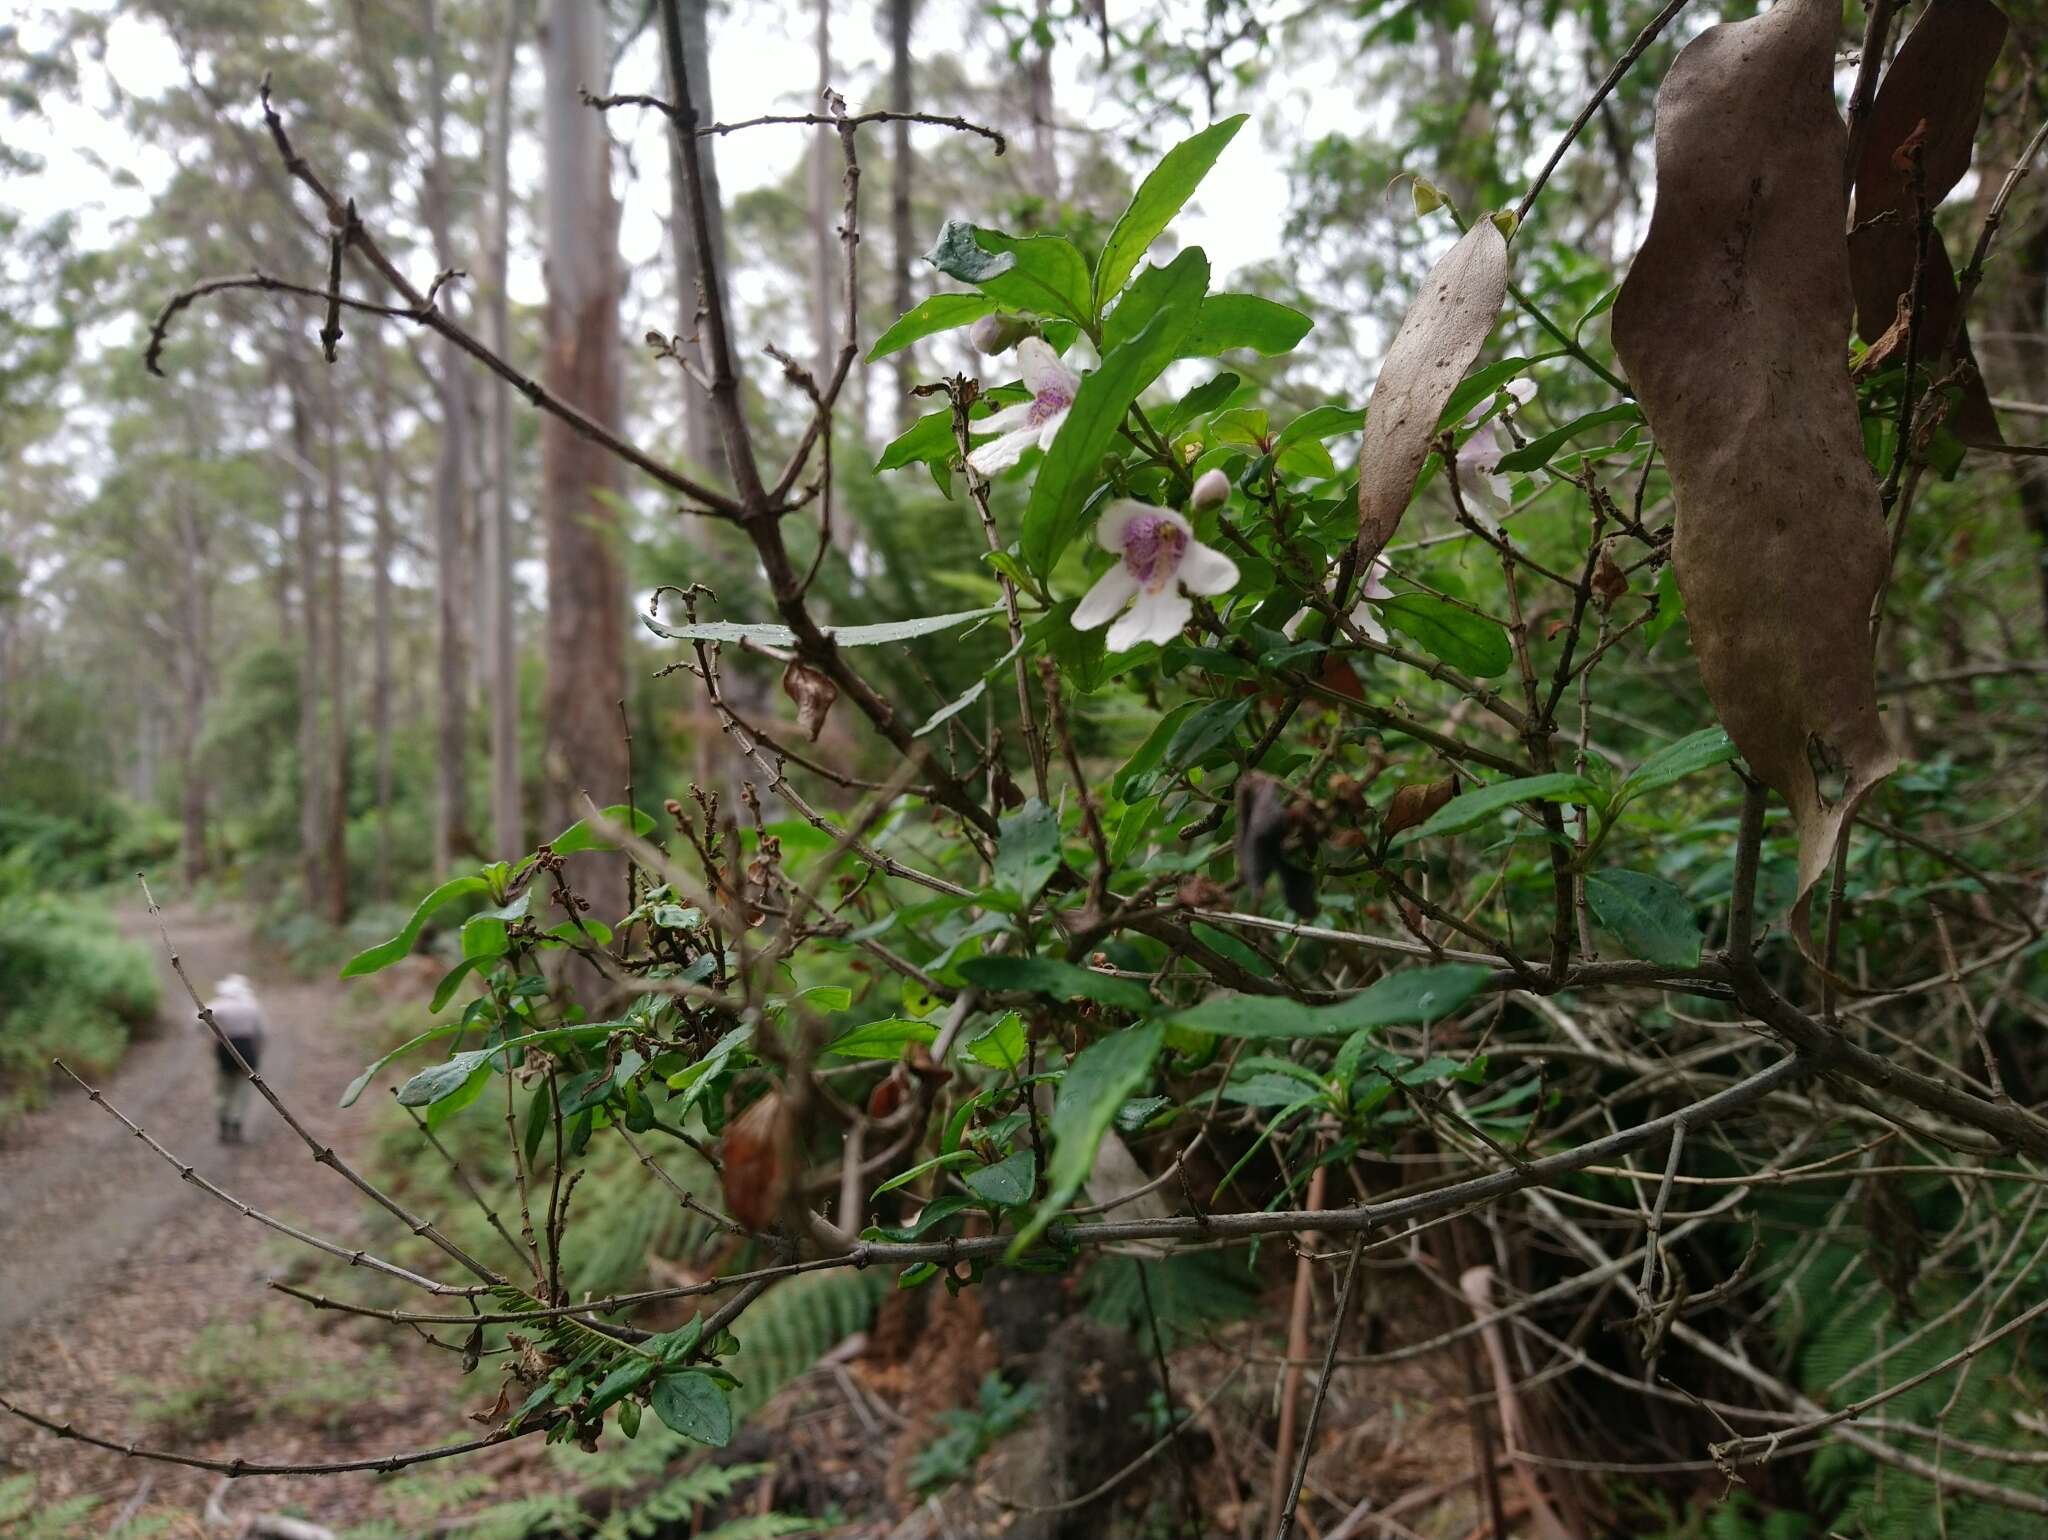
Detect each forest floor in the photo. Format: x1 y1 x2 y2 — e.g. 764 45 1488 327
0 903 561 1536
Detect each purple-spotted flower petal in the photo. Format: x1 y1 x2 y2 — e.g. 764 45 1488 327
1072 501 1240 652
967 338 1080 474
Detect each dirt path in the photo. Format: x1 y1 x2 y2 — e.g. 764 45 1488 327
0 905 528 1533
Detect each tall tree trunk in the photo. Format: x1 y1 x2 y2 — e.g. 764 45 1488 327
174 502 212 888
485 0 533 859
809 0 836 382
888 0 917 427
368 347 397 898
541 0 628 885
321 376 350 924
424 0 473 873
664 0 730 480
286 366 326 914
1028 0 1056 202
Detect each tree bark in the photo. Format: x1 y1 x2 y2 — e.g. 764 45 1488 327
423 0 474 874
663 0 730 481
485 0 533 859
320 372 350 925
541 0 629 878
888 0 917 427
809 0 836 384
367 346 397 898
286 365 326 914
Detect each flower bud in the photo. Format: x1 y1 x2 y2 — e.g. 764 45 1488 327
1190 468 1231 511
968 313 1033 354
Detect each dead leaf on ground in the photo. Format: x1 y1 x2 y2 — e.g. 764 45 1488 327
1611 0 1899 953
1847 0 2007 446
1356 219 1509 565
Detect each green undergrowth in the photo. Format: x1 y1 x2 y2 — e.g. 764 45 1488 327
0 889 160 1128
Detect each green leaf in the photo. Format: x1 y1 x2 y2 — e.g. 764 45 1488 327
339 875 488 978
544 805 657 858
964 1151 1037 1208
1274 404 1365 452
1011 1022 1165 1256
958 956 1152 1013
867 292 997 361
965 1012 1028 1071
1095 115 1247 304
1492 404 1642 474
1392 772 1598 846
1585 869 1704 968
1378 594 1511 677
876 407 960 475
649 1371 732 1447
1163 697 1252 772
875 1149 981 1197
1113 702 1201 801
645 604 1005 649
1170 964 1489 1039
1615 727 1738 806
926 220 1093 323
428 957 481 1013
586 1358 658 1416
1181 293 1312 357
993 798 1062 905
396 1048 495 1108
1022 250 1208 575
461 914 510 961
1439 355 1561 430
822 1017 939 1061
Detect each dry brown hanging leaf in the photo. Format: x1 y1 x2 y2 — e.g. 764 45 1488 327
1611 0 1899 951
1355 219 1509 565
718 1089 793 1231
1381 774 1459 840
1847 0 2007 446
782 659 839 742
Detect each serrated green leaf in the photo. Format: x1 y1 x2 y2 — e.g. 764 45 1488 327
958 955 1153 1012
1169 964 1489 1039
966 1011 1028 1071
1011 1023 1165 1256
1096 115 1247 304
1615 727 1738 806
1378 593 1512 677
645 605 1004 649
867 292 997 361
340 874 488 978
649 1371 732 1447
1022 251 1208 575
1392 772 1598 846
822 1017 938 1061
964 1151 1037 1208
1585 869 1704 967
1181 293 1312 357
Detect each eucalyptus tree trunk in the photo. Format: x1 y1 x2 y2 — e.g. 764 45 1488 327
540 0 628 869
367 345 397 898
171 499 213 888
484 0 532 859
663 0 730 480
809 0 836 385
286 367 326 913
320 374 350 924
888 0 916 426
423 0 473 873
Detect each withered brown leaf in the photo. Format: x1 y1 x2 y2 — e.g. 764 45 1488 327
782 660 838 742
1591 543 1628 606
718 1089 793 1232
1356 219 1509 565
1847 0 2007 447
1611 0 1899 950
1381 775 1458 841
1235 772 1317 918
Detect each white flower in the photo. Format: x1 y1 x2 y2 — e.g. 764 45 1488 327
966 338 1080 475
1190 467 1231 510
1072 501 1240 652
1454 377 1537 535
1287 555 1393 645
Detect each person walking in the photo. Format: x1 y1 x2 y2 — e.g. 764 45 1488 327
202 974 268 1144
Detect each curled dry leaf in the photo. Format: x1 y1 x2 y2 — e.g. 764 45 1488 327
1381 774 1458 841
1591 543 1629 606
782 659 838 742
1611 0 1899 952
718 1089 793 1232
1355 219 1509 565
1235 771 1317 917
1847 0 2007 446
